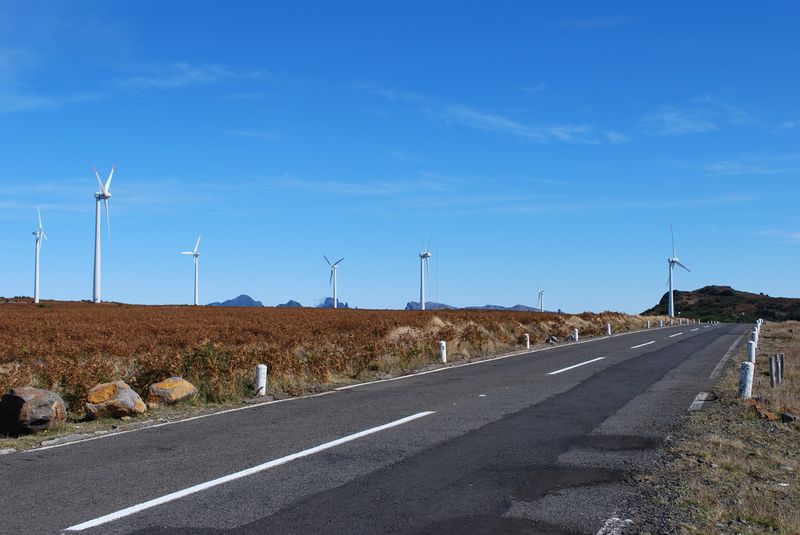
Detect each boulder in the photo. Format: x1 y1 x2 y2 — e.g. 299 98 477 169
147 377 197 405
0 387 67 435
85 381 147 419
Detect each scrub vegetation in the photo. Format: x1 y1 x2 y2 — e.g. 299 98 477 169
0 298 661 413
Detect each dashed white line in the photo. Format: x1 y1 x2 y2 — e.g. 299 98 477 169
668 332 683 338
547 357 606 375
690 328 699 332
63 411 435 531
630 341 655 349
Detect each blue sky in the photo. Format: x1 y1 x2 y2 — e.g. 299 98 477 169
1 1 798 313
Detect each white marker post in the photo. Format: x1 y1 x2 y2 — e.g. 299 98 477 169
255 364 268 396
524 333 530 349
606 323 612 336
572 328 579 342
738 361 754 399
747 341 756 364
646 320 651 329
438 341 447 363
659 320 664 328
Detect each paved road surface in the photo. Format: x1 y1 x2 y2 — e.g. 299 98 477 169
0 323 746 534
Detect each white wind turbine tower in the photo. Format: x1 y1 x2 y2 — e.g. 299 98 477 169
181 236 202 306
324 255 344 308
419 240 432 311
537 288 545 313
92 165 115 303
32 208 47 304
667 224 691 318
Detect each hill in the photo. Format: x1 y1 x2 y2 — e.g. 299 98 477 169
276 300 303 308
208 294 264 307
642 285 800 323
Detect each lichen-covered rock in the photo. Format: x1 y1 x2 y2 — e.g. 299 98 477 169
147 377 197 405
85 381 146 419
0 387 67 435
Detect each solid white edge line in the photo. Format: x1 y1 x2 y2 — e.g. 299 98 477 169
26 323 691 454
547 357 606 376
688 392 708 411
596 516 633 534
64 411 435 532
668 332 683 338
630 341 655 349
709 333 746 379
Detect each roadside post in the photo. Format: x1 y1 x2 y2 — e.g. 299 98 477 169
524 333 530 349
770 355 776 387
255 364 268 396
747 341 756 364
738 361 755 399
606 323 612 336
438 340 447 363
572 328 579 342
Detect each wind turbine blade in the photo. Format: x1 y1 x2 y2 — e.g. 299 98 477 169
93 166 106 194
329 270 333 286
42 231 48 241
333 257 344 266
105 165 115 193
323 255 332 266
180 252 193 255
670 223 676 257
193 235 202 254
37 207 42 230
675 261 691 272
103 198 111 246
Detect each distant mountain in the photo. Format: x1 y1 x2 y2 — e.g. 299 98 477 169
642 285 800 323
208 294 264 307
318 297 352 309
465 304 541 312
405 301 457 311
276 300 303 308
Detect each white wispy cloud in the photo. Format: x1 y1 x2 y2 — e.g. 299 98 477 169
753 230 800 243
360 83 627 144
115 63 269 91
671 153 800 176
273 175 451 196
639 97 753 135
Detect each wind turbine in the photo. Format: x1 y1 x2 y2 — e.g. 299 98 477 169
180 236 202 306
419 240 432 310
537 289 545 313
32 208 47 304
92 165 114 303
667 224 691 318
324 256 344 308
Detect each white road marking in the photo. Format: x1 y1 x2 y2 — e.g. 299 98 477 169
691 328 699 332
630 341 655 349
710 333 746 379
596 516 633 534
547 357 606 375
63 411 435 532
688 391 714 411
668 332 683 338
704 325 710 328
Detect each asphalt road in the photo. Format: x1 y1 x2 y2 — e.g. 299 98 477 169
0 322 747 535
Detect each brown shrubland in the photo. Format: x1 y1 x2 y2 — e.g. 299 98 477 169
0 299 661 412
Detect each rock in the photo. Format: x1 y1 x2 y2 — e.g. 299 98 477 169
147 377 197 405
780 411 798 424
85 381 147 419
0 387 67 435
0 447 16 455
547 335 558 344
